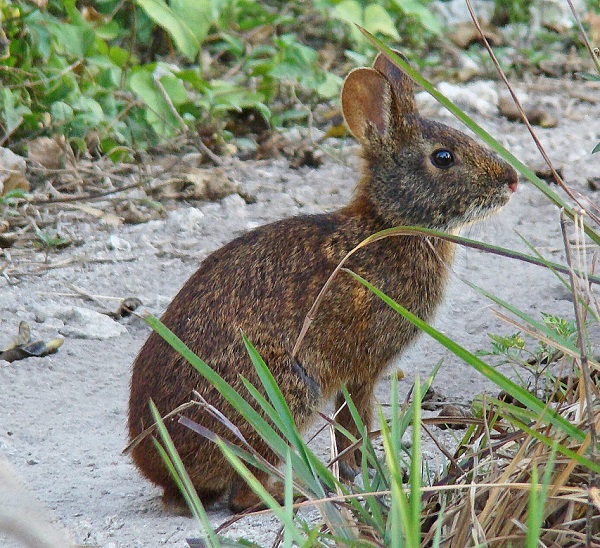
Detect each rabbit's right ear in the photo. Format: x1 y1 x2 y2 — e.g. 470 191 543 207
341 67 393 143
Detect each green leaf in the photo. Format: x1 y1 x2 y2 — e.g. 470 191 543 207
170 0 214 45
2 89 31 135
50 22 96 58
316 72 343 99
50 101 74 122
390 0 441 34
334 0 364 45
592 142 600 154
135 0 200 60
364 4 400 40
128 69 183 138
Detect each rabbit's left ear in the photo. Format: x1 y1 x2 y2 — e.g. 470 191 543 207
372 50 417 116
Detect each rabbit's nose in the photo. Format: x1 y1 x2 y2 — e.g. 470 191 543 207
506 166 518 193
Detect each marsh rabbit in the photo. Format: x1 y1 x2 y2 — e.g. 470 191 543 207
128 51 518 511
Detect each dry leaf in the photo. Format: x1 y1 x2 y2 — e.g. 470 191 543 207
152 167 244 202
448 21 503 49
0 321 63 363
67 203 123 226
0 147 30 195
28 135 75 169
437 404 471 430
115 200 166 224
498 95 558 128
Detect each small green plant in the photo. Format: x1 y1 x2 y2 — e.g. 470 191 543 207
33 226 70 252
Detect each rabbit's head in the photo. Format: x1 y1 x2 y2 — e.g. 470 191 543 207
342 51 517 230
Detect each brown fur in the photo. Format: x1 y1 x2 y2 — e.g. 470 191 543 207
128 51 518 512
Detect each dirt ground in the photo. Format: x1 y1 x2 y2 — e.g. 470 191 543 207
1 77 599 547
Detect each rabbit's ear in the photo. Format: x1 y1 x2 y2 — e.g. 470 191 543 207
342 67 393 143
372 50 417 115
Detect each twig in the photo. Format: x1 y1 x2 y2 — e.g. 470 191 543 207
566 0 600 76
152 73 222 166
29 179 143 205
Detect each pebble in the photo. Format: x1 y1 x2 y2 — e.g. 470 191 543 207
58 306 127 340
106 235 132 252
437 81 499 116
430 0 495 26
221 193 247 217
168 207 205 233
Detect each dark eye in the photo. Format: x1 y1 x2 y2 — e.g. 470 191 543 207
431 149 455 169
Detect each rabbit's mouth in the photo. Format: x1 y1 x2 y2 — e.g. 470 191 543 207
452 190 514 229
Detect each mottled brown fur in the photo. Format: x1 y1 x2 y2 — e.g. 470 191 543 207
128 51 518 512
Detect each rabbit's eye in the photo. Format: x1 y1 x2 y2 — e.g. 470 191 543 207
431 149 455 169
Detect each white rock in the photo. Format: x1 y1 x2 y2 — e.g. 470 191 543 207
438 81 499 116
431 0 495 26
30 301 63 323
530 0 585 32
0 146 28 194
168 207 205 233
106 235 132 252
221 194 247 217
58 306 126 340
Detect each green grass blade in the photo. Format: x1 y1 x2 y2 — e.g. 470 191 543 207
409 377 422 546
242 333 305 446
526 464 541 548
505 414 599 474
347 225 600 287
144 315 290 459
283 449 294 548
343 269 586 443
215 439 307 546
150 401 221 548
380 403 405 547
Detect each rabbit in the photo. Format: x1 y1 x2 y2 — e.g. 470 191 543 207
128 50 518 512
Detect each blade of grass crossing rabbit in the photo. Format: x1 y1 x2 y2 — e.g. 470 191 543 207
339 384 389 483
359 30 600 246
242 333 305 447
239 376 338 496
150 401 221 547
215 440 308 545
342 270 586 443
241 336 356 537
241 335 343 493
144 314 291 459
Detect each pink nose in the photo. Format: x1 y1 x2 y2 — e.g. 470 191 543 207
509 182 518 193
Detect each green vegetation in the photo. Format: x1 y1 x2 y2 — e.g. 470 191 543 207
0 0 442 155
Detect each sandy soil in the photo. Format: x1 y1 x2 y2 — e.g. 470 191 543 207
0 77 599 547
